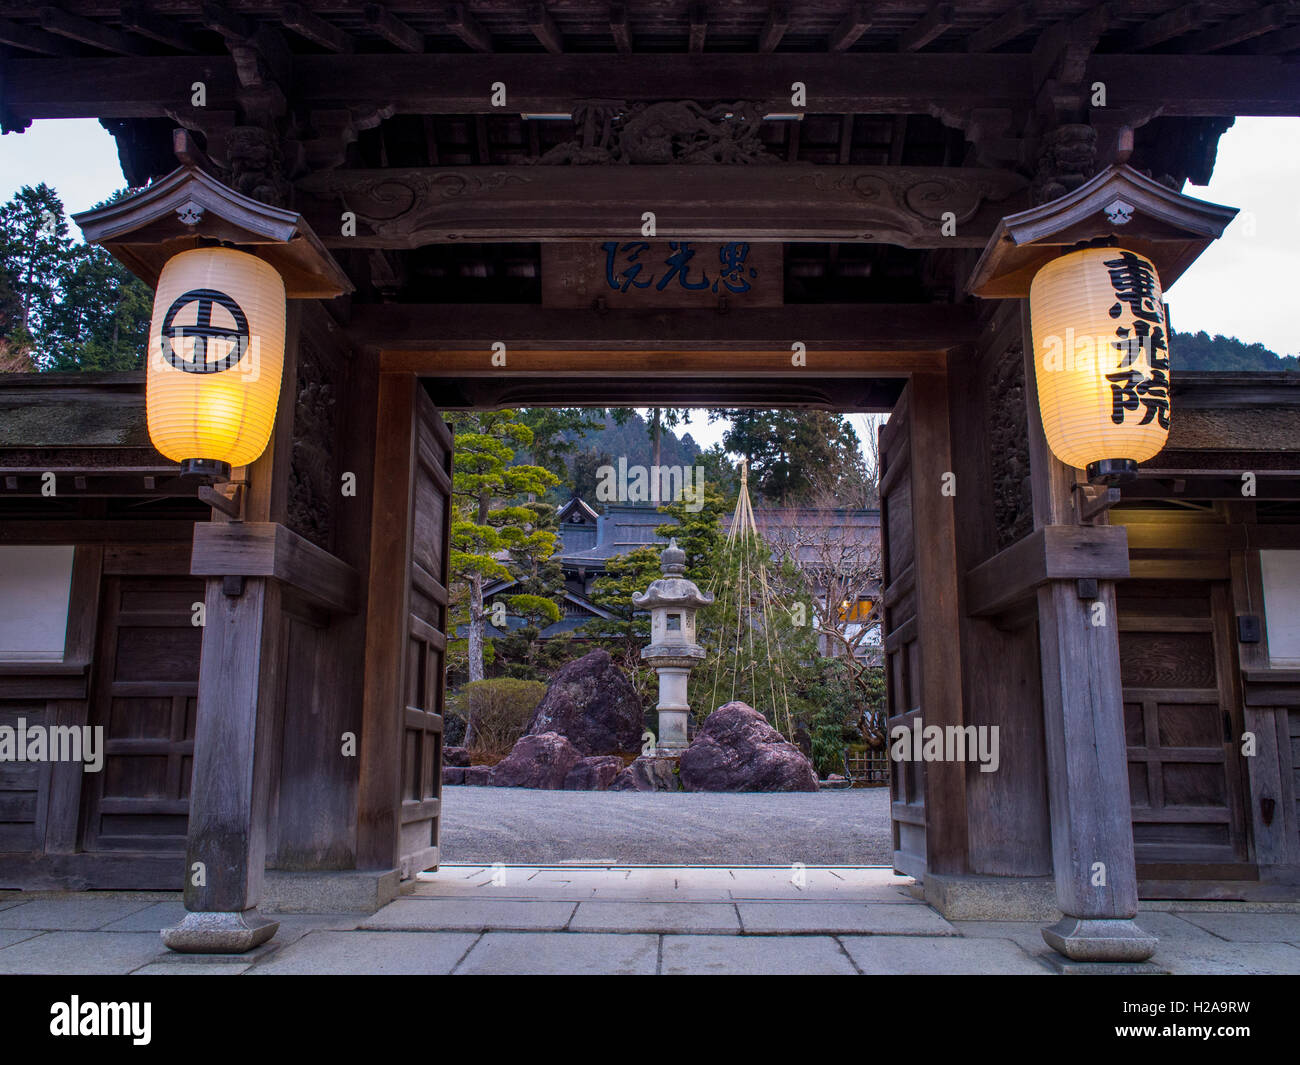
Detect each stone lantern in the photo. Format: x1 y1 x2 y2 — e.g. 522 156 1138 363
633 539 714 753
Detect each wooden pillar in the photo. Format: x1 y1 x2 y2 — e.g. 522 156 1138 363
161 305 302 953
1020 301 1157 963
909 371 969 877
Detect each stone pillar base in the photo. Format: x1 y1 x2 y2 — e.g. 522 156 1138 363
161 909 280 954
262 868 401 914
1042 916 1158 962
923 873 1061 921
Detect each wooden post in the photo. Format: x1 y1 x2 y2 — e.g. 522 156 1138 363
908 371 969 877
160 305 302 953
1021 300 1157 963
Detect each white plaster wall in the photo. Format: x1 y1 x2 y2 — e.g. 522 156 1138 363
0 545 75 661
1260 550 1300 667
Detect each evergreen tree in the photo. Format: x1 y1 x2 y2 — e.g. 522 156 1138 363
447 410 560 682
42 244 151 371
570 445 614 506
492 499 566 679
715 409 869 506
0 183 73 349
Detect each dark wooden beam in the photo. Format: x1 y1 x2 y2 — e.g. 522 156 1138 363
345 303 978 356
120 3 201 52
0 17 73 55
758 2 788 52
425 374 903 412
1127 3 1202 50
191 522 358 614
38 6 147 55
281 2 353 53
1247 23 1300 53
609 3 632 53
200 1 254 41
898 2 954 53
11 54 1300 120
828 2 872 52
1182 3 1298 53
965 2 1037 52
364 3 423 53
297 162 1026 248
447 2 492 52
966 526 1130 618
689 2 707 53
528 2 564 55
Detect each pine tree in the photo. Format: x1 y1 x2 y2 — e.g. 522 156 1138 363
447 410 560 682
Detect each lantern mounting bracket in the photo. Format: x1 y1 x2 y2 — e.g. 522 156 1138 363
198 482 246 521
1073 483 1121 524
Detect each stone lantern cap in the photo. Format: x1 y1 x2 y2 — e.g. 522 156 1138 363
632 539 715 612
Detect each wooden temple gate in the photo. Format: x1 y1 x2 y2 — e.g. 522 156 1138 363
0 2 1298 958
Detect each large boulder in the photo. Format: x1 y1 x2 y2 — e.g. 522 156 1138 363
444 746 471 767
678 702 819 792
526 649 643 756
611 755 682 792
463 765 493 787
442 766 467 786
490 732 584 789
564 755 626 791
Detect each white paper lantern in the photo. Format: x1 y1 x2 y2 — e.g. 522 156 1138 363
1029 246 1171 484
146 246 286 479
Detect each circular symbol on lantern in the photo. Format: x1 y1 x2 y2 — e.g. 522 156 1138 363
159 288 251 374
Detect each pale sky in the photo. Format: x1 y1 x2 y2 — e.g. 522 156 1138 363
1 114 1294 458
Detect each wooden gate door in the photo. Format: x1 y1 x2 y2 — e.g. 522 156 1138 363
360 375 451 879
1118 579 1251 875
878 389 926 876
82 572 204 853
400 387 452 877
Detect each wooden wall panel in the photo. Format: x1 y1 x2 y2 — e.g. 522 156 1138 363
1118 579 1249 868
81 574 203 853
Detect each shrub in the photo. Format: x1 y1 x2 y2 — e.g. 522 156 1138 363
452 678 547 760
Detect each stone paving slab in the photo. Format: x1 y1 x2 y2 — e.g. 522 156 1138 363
738 901 957 935
249 931 478 975
840 935 1050 975
0 893 29 912
1174 911 1300 943
360 898 577 932
132 962 252 975
661 934 858 975
0 932 163 974
100 900 190 932
569 901 741 934
0 928 43 949
0 895 157 931
455 931 659 975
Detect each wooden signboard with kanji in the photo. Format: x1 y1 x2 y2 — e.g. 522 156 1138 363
542 242 783 308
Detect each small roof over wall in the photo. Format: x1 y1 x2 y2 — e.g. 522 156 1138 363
73 162 352 299
968 164 1238 299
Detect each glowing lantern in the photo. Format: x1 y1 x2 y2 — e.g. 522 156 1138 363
1029 246 1170 485
146 246 286 482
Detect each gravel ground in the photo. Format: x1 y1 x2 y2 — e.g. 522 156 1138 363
438 786 892 865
